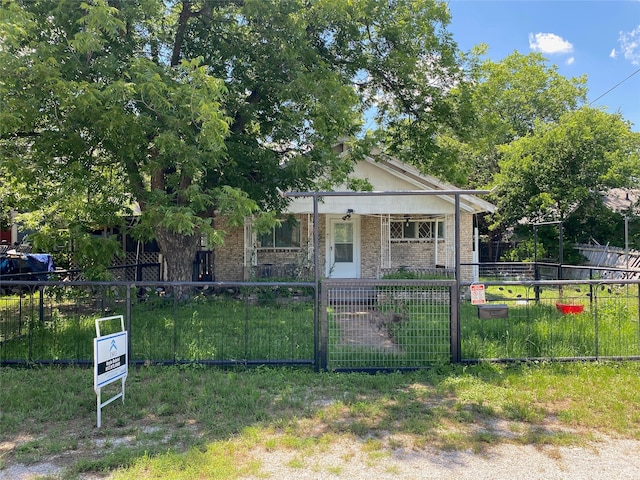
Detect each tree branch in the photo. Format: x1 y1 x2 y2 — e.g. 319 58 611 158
171 1 194 67
0 131 41 140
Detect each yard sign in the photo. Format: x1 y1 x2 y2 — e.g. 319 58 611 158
470 283 486 305
94 315 128 428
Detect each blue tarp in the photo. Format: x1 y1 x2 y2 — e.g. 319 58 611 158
0 253 54 280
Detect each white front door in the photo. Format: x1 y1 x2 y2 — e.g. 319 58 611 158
326 215 361 278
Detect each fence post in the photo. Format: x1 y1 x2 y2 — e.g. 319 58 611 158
450 282 460 363
534 262 540 303
452 194 461 363
173 286 178 363
314 195 321 372
319 281 328 372
594 287 599 359
126 285 132 364
39 286 45 323
637 286 640 352
26 294 33 362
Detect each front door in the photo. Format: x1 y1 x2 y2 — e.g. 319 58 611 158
326 215 361 278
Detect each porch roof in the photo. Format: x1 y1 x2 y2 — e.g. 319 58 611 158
285 155 496 215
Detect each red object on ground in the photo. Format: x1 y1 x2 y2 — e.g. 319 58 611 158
556 302 584 314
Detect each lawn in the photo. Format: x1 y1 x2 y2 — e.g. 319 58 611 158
0 287 316 365
462 282 640 360
2 281 639 367
2 362 640 479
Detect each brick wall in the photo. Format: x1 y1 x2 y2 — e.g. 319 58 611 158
213 212 477 281
212 216 245 281
360 216 381 278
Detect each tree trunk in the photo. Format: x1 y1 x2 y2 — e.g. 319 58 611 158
155 227 201 295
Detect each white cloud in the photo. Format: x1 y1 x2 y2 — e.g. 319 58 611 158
610 48 617 59
566 57 575 65
620 25 640 65
529 32 574 54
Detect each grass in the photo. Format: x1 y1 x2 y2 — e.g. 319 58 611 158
2 281 640 367
2 362 640 478
326 300 452 369
0 289 316 363
462 283 640 360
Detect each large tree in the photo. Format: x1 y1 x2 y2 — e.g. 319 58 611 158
438 49 588 187
0 0 466 281
492 107 640 249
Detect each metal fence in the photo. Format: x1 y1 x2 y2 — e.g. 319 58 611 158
461 279 640 362
320 279 455 372
2 276 640 370
474 262 640 281
0 281 316 367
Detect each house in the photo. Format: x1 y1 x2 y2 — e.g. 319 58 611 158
602 188 640 214
213 146 496 282
4 148 496 283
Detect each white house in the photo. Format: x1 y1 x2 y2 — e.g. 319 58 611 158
212 146 495 282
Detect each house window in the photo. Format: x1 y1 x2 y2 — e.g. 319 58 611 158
390 219 445 241
258 220 300 249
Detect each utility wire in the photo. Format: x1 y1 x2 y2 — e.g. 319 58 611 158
588 66 640 106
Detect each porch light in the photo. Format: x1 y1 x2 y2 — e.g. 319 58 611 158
342 209 354 221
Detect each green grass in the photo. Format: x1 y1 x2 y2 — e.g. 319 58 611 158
327 301 451 369
2 362 640 478
2 282 639 366
131 296 315 363
1 291 316 363
463 283 640 360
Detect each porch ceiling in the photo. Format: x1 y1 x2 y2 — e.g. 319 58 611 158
285 154 495 215
285 194 473 215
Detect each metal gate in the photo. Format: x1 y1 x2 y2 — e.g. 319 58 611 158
320 279 455 371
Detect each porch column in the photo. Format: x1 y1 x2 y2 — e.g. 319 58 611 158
11 210 18 245
243 217 257 280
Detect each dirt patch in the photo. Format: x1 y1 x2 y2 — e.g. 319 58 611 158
333 309 402 353
0 416 202 480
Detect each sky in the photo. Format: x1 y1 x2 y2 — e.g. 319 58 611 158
447 0 640 131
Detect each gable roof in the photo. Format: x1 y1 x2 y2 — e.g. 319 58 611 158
286 151 496 215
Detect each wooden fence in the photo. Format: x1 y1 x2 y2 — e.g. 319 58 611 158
576 244 640 276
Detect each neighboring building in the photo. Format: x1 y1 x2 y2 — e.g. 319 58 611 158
214 146 495 282
602 188 640 214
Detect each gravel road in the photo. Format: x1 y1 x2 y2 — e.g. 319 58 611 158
3 435 640 479
241 437 640 480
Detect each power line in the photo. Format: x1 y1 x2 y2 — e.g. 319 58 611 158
589 66 640 106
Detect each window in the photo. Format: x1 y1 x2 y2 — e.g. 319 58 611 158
258 219 300 248
390 219 445 240
333 223 354 262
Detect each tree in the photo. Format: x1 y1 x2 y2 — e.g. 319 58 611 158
0 0 466 281
440 49 588 187
492 107 640 248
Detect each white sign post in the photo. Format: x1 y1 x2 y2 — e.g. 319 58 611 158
94 315 128 428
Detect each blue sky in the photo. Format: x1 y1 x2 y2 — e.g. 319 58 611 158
447 0 640 131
